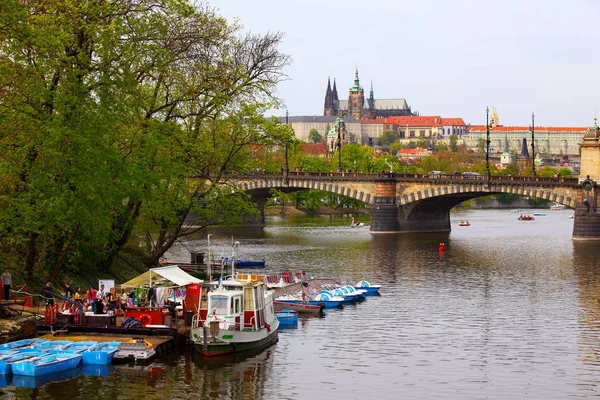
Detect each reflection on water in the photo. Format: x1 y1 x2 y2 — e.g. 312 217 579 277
6 209 600 399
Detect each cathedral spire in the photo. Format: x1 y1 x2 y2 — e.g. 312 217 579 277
369 80 374 99
332 78 338 102
324 77 334 116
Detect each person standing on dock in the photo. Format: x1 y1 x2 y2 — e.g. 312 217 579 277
64 283 74 301
1 269 11 302
44 281 54 306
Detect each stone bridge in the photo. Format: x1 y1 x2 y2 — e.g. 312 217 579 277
231 172 598 238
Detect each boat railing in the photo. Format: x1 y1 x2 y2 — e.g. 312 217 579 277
191 313 205 329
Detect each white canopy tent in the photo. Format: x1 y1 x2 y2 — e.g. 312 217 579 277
121 265 202 289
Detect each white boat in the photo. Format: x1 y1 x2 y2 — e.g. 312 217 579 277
113 338 156 363
550 203 566 210
533 212 546 216
190 280 279 357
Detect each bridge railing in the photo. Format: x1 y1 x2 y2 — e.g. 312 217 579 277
233 171 580 186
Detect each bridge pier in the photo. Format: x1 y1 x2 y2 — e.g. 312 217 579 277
572 183 600 239
370 181 401 233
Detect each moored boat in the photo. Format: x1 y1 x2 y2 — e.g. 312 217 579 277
273 300 324 315
0 350 46 375
82 342 122 365
458 220 471 226
112 338 156 363
276 310 298 328
54 341 98 354
31 340 73 352
533 212 546 216
234 259 266 268
11 352 82 376
190 280 279 357
0 339 37 351
354 280 381 295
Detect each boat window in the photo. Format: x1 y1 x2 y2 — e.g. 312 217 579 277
244 287 254 310
210 295 229 314
234 297 241 314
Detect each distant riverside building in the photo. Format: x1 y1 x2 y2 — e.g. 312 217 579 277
281 115 368 145
281 114 466 147
463 109 586 157
465 125 586 157
397 147 432 163
365 116 467 145
323 69 412 119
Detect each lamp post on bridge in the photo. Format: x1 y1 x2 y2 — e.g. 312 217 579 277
530 112 536 177
284 110 289 179
485 107 491 182
337 116 342 172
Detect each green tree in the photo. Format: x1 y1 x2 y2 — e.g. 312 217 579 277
0 0 289 283
436 142 448 152
477 138 487 153
309 129 322 144
449 134 459 152
389 142 404 155
378 131 397 146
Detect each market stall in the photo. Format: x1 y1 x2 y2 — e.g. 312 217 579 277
121 265 203 327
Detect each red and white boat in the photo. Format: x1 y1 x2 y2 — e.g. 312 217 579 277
190 280 279 357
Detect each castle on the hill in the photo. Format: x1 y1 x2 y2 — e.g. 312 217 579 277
324 69 413 119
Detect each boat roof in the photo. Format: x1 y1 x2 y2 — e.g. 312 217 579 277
121 265 202 288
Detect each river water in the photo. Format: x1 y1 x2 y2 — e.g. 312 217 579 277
4 209 600 399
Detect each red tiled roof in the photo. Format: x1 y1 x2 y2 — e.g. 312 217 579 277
440 118 466 125
399 147 430 155
301 143 328 155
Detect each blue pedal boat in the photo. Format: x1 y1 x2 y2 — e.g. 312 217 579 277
0 350 46 374
276 310 298 328
82 342 121 365
354 280 381 295
12 352 83 376
277 298 344 309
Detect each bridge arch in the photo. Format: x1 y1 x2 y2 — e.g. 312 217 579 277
234 177 375 205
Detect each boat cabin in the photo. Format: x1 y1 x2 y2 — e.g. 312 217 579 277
200 281 270 332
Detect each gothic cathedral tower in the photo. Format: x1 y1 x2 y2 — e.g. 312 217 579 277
324 77 334 116
348 69 364 119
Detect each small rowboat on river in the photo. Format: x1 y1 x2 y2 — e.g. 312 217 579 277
273 300 324 315
276 310 299 327
53 341 98 354
11 352 82 377
83 342 122 365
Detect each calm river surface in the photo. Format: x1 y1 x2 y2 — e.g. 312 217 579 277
4 209 600 399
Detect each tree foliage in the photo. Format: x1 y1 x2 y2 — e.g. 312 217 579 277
0 0 289 285
309 129 322 144
377 131 397 146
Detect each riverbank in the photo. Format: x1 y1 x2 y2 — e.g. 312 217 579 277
264 206 369 217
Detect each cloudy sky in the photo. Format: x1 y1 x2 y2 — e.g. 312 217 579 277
211 0 599 127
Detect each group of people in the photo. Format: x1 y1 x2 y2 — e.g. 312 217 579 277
47 282 124 315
